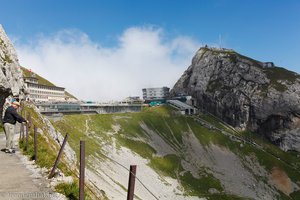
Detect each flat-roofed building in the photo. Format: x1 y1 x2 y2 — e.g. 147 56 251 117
24 76 66 102
142 87 170 102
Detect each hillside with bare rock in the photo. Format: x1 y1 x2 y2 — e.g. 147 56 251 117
0 24 25 116
171 46 300 152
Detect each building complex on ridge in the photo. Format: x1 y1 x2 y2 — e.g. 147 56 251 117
142 87 170 103
23 74 66 102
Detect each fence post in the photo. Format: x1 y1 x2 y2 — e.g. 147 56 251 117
48 133 69 179
19 123 23 140
25 123 29 151
22 110 26 142
33 125 38 161
28 113 32 128
79 140 85 200
22 123 25 141
127 165 137 200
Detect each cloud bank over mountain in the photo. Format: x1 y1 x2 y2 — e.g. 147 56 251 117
15 26 200 101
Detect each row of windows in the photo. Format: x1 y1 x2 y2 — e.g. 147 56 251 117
27 84 64 91
30 94 65 99
29 89 64 96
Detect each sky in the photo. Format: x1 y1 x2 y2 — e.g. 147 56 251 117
1 0 300 101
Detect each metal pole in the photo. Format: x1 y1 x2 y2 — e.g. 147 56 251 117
127 165 137 200
79 140 85 200
34 125 38 161
48 133 69 179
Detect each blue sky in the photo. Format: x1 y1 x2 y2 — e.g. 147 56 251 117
1 0 299 100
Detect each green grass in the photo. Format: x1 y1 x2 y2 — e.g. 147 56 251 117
240 131 300 170
51 105 300 199
117 136 156 159
263 66 299 92
53 115 103 160
21 66 56 86
180 171 223 196
55 182 94 200
20 104 96 199
149 154 181 179
20 105 69 170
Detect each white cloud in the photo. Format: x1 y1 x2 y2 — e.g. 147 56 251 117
15 26 200 101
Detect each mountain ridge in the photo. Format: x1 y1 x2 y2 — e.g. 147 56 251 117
171 46 300 152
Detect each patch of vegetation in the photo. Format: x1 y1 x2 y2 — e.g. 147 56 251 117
290 190 300 200
20 104 95 199
117 136 156 159
264 66 299 92
180 171 223 196
21 66 56 86
200 114 232 132
239 131 300 178
208 47 262 69
0 38 4 46
203 194 251 200
264 66 300 83
149 154 181 179
188 118 229 147
20 105 70 171
53 114 103 160
55 182 94 200
55 182 80 200
206 78 233 93
0 54 13 63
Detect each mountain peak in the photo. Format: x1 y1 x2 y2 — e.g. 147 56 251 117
172 47 300 152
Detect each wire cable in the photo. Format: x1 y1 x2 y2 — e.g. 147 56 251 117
100 152 160 200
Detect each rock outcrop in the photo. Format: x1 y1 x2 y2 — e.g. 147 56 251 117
171 47 300 151
0 24 25 117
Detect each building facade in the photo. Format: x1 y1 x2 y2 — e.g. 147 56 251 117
24 76 66 102
142 87 170 101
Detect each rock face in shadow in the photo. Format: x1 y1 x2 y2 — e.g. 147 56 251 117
171 47 300 151
0 25 25 117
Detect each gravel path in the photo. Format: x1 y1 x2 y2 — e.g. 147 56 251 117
0 132 59 200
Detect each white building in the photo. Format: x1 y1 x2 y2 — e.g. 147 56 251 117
142 87 170 101
24 76 66 102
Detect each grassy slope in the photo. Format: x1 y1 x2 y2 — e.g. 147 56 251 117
21 67 55 86
20 104 94 200
52 106 300 200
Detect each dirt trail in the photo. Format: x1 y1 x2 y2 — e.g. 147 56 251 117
0 132 59 200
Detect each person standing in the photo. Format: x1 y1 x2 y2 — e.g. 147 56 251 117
2 101 27 153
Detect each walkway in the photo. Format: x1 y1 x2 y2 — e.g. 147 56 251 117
0 132 56 200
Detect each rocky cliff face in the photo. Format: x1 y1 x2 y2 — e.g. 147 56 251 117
0 25 25 117
172 47 300 151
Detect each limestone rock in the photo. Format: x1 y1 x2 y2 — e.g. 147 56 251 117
0 24 25 117
171 46 300 152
